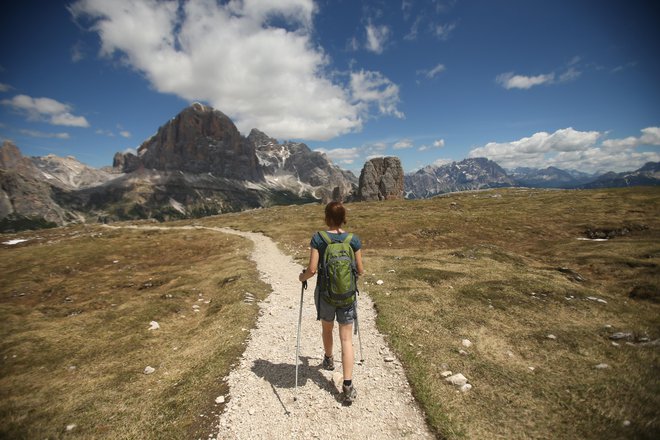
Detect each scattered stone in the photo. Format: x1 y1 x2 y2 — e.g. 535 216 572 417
547 334 557 340
459 349 468 356
248 408 255 416
215 396 225 404
595 363 609 369
603 324 612 329
384 356 395 362
460 383 472 392
148 321 160 330
461 339 472 348
610 332 633 340
446 373 468 386
611 342 620 347
387 269 396 273
144 366 156 375
623 420 631 427
113 260 119 264
586 296 607 304
528 366 535 371
440 371 453 378
66 424 77 432
376 280 384 285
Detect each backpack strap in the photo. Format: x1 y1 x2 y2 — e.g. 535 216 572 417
343 233 353 245
318 230 332 245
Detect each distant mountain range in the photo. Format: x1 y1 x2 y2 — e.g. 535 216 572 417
1 103 658 232
404 159 659 199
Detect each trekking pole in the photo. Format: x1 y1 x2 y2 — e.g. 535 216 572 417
294 278 307 401
354 291 365 363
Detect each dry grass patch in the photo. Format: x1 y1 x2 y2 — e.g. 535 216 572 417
0 225 269 439
199 187 659 439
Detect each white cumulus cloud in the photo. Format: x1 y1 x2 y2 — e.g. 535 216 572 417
1 94 90 127
70 0 402 141
602 126 660 150
469 127 660 173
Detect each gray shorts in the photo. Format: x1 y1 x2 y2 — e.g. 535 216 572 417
314 285 357 325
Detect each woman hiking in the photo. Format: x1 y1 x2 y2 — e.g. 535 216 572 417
298 201 364 404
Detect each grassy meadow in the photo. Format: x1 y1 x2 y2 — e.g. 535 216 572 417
1 186 659 439
0 226 269 439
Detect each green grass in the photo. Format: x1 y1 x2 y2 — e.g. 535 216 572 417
1 187 659 439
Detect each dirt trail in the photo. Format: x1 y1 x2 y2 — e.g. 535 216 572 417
105 224 433 439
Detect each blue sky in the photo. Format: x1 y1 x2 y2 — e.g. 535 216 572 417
1 0 659 174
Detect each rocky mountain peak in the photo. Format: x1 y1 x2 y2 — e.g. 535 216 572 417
114 104 264 181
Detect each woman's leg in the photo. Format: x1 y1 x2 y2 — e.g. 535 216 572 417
321 319 334 357
338 323 354 381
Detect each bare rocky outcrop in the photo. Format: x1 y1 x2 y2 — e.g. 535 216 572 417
357 156 404 201
115 103 264 182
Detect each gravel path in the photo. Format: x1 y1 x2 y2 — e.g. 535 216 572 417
103 224 433 439
212 227 434 440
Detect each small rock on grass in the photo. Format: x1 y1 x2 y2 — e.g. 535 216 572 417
460 383 472 392
215 396 225 404
595 363 609 369
445 373 468 386
547 334 557 340
462 339 472 348
148 321 160 330
440 371 453 378
144 366 156 375
66 424 77 432
384 356 395 362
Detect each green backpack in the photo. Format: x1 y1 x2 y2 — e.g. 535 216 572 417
318 231 358 307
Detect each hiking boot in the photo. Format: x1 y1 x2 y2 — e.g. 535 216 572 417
322 354 334 370
342 383 357 404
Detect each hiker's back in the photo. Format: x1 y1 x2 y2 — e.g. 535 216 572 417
313 231 361 307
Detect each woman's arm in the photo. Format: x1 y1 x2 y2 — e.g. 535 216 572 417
299 247 319 282
355 249 364 276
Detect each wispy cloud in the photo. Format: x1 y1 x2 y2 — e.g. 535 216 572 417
434 22 457 40
419 138 445 151
19 129 70 139
418 63 446 79
316 147 360 165
119 130 131 138
365 23 390 54
0 83 11 92
496 65 580 90
469 126 660 173
393 139 413 149
496 72 556 90
1 94 90 127
71 40 85 62
350 70 404 119
70 0 404 141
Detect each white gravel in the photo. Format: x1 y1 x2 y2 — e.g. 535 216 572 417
213 227 433 440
